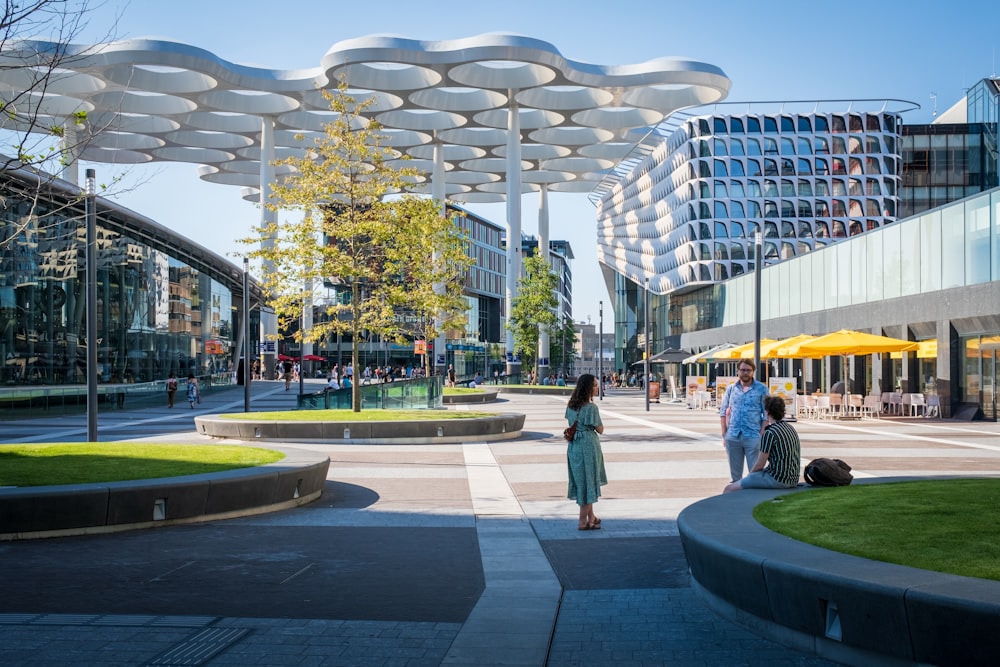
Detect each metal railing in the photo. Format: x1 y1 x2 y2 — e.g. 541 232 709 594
297 376 443 410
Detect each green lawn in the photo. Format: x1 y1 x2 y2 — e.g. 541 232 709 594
0 443 284 487
220 409 495 421
754 479 1000 581
443 387 488 395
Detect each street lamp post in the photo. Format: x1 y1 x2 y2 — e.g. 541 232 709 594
85 169 98 442
598 300 603 400
644 277 650 412
243 257 251 412
754 231 763 380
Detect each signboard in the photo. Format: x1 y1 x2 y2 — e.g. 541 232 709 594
715 376 737 401
259 340 276 354
768 376 798 419
686 375 707 408
414 340 427 355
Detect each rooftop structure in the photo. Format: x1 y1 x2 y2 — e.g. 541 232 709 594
1 33 730 372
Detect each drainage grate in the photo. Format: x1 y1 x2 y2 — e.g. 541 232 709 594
146 626 250 666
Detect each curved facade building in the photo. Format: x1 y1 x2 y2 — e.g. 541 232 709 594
0 167 258 415
596 105 906 297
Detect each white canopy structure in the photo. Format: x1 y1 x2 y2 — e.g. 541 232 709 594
1 33 730 371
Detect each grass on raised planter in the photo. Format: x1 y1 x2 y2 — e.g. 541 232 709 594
221 409 495 421
0 443 284 487
443 387 487 395
753 479 1000 581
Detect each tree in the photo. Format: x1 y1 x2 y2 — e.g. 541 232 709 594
508 253 558 382
243 86 470 411
381 197 472 379
0 1 120 249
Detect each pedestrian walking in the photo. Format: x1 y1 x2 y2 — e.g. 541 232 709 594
166 372 178 408
186 373 200 409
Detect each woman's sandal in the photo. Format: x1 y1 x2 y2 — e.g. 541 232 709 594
578 523 595 531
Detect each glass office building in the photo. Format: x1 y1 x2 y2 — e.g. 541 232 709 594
0 167 258 417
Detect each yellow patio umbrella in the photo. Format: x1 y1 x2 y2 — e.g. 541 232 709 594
783 329 918 357
760 334 820 359
712 339 778 361
682 343 735 365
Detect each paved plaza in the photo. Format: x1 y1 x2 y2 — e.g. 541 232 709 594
2 382 1000 666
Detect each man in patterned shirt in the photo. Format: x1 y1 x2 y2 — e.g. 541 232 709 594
724 395 801 493
719 358 769 482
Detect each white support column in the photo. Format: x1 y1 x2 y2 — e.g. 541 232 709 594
505 98 522 378
432 137 447 376
537 184 550 380
259 116 278 375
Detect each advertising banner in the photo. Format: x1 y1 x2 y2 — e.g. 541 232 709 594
686 375 707 408
769 376 798 419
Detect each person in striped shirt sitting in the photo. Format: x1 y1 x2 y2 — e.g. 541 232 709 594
724 395 801 493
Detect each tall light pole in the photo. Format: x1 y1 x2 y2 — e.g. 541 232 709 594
644 277 650 412
85 169 98 442
598 300 605 400
243 257 251 412
754 231 763 380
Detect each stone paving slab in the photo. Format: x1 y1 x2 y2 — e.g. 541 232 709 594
3 385 1000 665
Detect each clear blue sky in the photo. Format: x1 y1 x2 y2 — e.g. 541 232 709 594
73 0 1000 326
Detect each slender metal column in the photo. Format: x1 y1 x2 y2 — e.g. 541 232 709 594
644 277 650 412
599 300 604 400
505 97 522 378
85 169 98 441
754 231 763 379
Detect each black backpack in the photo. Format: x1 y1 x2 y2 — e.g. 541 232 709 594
804 458 854 487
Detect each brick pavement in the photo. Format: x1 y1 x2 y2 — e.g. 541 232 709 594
3 383 999 665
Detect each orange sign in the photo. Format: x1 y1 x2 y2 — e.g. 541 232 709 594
414 340 427 355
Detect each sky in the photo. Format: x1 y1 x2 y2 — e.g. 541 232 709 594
66 0 1000 325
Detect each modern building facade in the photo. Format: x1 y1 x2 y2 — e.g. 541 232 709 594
594 84 1000 419
302 204 507 378
899 79 1000 217
0 166 259 416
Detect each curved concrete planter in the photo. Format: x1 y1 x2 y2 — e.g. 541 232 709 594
678 482 1000 667
195 412 526 444
0 447 330 541
442 390 499 404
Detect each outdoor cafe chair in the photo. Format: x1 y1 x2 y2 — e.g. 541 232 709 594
925 394 941 418
798 394 817 419
847 393 864 417
829 393 843 416
907 393 926 417
888 392 903 415
863 394 881 419
815 395 831 419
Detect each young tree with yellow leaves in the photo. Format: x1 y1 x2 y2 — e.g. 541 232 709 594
242 87 470 411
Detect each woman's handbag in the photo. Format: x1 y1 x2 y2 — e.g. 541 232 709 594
563 416 579 441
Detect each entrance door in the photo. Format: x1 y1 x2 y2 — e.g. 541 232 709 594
983 337 1000 421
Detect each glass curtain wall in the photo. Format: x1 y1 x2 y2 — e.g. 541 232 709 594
0 179 238 391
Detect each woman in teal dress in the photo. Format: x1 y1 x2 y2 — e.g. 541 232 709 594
565 373 606 530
